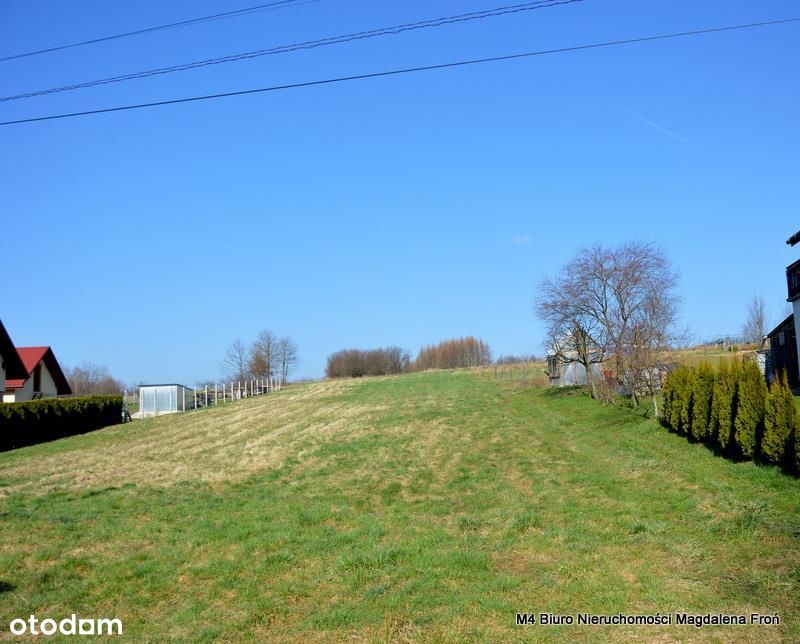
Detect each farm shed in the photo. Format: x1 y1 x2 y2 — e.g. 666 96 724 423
138 384 195 417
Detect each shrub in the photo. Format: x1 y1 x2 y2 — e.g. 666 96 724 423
762 373 791 464
668 366 686 432
0 395 123 451
690 363 715 441
734 358 767 458
678 368 696 436
325 347 410 378
412 337 492 371
711 362 738 450
661 369 675 427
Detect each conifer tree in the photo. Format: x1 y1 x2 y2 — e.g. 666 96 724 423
691 363 715 441
734 358 767 458
661 369 676 428
762 374 789 464
679 368 696 436
712 362 737 450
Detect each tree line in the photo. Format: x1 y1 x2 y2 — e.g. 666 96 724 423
325 336 493 378
222 330 299 384
66 362 125 395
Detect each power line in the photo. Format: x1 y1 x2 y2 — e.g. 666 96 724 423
0 0 318 63
2 17 797 127
0 0 583 103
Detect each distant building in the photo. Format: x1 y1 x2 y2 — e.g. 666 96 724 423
0 319 72 403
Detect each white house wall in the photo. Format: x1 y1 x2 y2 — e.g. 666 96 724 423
39 362 58 397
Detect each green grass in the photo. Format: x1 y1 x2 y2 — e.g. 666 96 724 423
1 371 799 642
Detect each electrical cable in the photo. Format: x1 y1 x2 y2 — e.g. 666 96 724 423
2 17 796 127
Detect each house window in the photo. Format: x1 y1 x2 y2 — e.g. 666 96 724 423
779 331 786 346
33 364 41 392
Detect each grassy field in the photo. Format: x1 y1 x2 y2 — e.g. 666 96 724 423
1 371 799 642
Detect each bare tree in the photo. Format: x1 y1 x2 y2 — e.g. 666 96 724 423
537 267 609 400
537 241 679 408
250 330 278 379
66 361 124 395
222 339 249 382
612 242 680 408
276 336 299 384
742 294 768 344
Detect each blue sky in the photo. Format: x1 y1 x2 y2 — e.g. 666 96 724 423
2 0 798 384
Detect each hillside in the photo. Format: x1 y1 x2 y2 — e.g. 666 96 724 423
1 371 799 642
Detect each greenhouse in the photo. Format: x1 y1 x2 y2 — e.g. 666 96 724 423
138 384 195 417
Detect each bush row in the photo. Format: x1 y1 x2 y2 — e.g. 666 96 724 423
412 337 492 371
0 395 123 451
325 347 410 378
661 359 799 470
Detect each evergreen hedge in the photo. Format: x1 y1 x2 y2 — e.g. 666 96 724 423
660 358 798 474
0 395 122 451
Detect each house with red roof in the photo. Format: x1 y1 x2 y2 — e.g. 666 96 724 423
0 320 27 399
0 320 72 403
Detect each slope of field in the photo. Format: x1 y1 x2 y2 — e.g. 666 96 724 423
1 371 799 642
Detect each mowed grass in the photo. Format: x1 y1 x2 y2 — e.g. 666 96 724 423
1 371 799 642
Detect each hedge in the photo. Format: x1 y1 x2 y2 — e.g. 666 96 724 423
661 359 798 473
0 395 123 451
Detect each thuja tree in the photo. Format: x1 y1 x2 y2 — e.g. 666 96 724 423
734 358 767 458
690 363 715 441
662 366 693 434
711 362 738 450
762 373 792 464
661 369 675 427
662 367 684 430
679 368 696 436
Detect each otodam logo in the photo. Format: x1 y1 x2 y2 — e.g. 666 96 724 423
9 614 122 636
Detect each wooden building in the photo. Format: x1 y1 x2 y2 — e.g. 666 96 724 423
766 315 798 387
